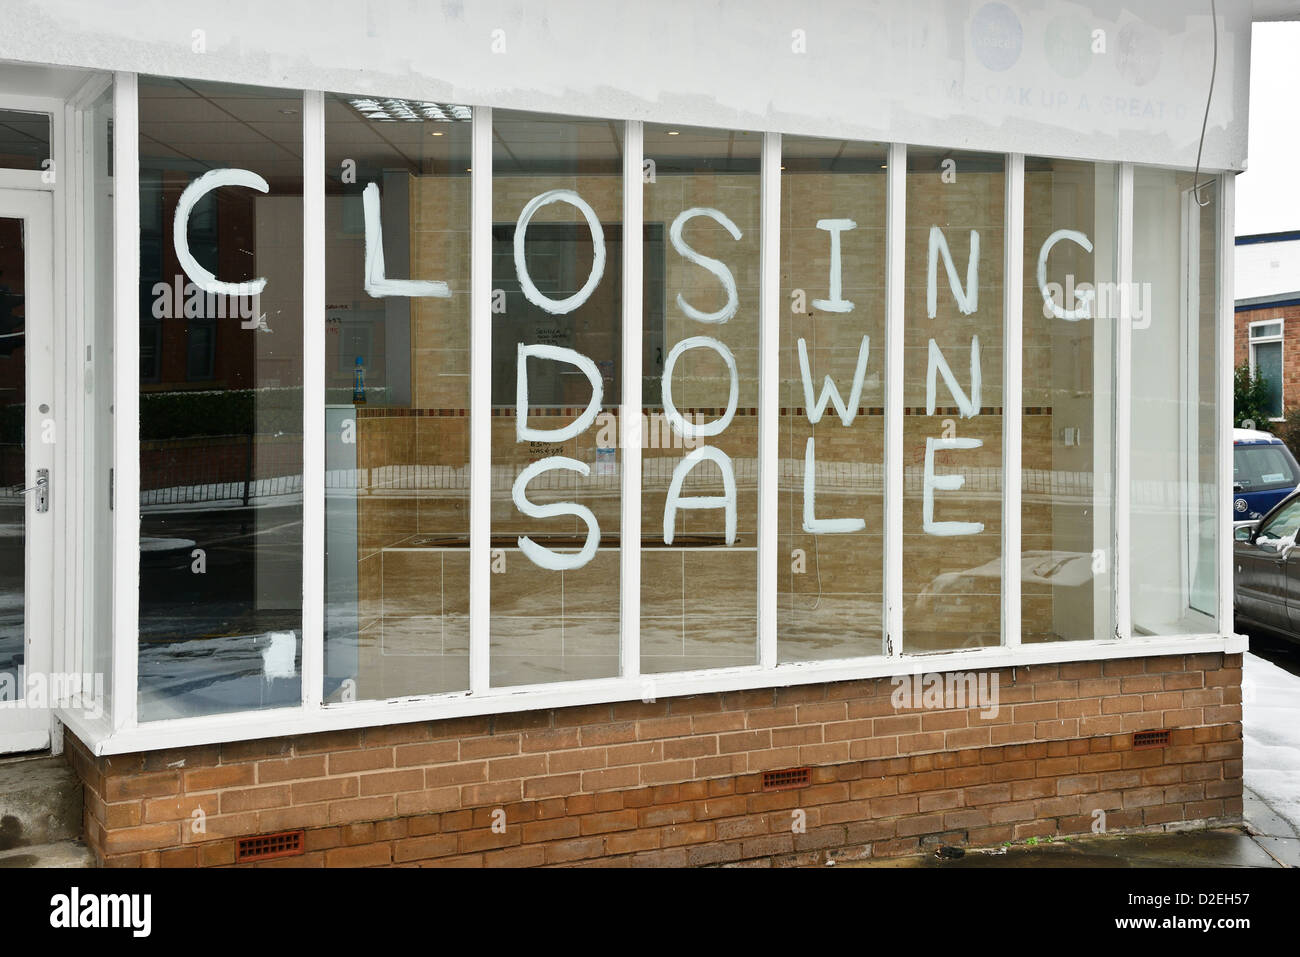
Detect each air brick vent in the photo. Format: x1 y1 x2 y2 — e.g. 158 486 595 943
1133 729 1172 750
762 767 811 791
236 830 304 863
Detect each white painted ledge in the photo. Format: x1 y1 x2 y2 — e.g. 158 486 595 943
57 633 1250 756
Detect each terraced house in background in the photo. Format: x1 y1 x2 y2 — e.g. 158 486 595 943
0 0 1267 867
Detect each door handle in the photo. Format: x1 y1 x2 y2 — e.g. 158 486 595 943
18 469 48 513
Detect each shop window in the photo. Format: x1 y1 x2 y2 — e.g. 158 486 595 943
777 136 888 661
1021 158 1117 642
137 77 305 720
902 149 1006 652
638 123 762 675
490 111 624 686
1130 167 1219 635
322 93 472 701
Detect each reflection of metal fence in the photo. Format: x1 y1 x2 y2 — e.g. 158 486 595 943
0 442 22 502
144 443 1218 511
141 435 303 507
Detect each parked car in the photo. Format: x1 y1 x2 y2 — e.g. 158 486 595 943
1234 486 1300 641
1233 427 1300 523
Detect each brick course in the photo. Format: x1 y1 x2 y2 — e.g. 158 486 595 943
65 653 1244 867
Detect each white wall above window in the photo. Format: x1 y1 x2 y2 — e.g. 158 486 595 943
0 0 1251 171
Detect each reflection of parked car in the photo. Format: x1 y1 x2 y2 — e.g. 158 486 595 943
909 550 1094 647
1234 487 1300 644
1233 427 1300 523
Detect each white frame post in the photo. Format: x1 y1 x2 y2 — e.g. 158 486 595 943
64 74 114 723
1114 163 1134 640
884 142 906 657
110 72 140 730
1218 172 1236 638
301 90 325 710
758 131 781 670
620 121 643 681
469 106 493 695
1002 154 1024 647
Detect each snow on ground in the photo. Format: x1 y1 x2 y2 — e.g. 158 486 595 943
1243 652 1300 835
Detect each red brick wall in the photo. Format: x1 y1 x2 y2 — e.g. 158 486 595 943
64 653 1243 867
1235 303 1300 418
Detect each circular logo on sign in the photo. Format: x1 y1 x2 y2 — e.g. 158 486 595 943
971 3 1023 72
1235 498 1248 513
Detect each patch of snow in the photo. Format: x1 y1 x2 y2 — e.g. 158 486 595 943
1243 652 1300 835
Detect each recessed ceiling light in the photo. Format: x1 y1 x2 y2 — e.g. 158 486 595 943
431 131 444 136
346 97 471 123
279 108 298 115
666 130 680 135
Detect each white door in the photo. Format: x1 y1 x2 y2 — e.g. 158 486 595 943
0 188 54 754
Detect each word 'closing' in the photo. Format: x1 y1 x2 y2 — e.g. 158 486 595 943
167 171 1101 571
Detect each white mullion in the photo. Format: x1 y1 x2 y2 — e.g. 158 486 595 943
620 121 643 680
1002 154 1024 647
1114 163 1134 640
1217 172 1235 636
300 90 325 710
111 73 140 731
758 131 781 670
884 142 906 657
469 107 493 694
62 101 83 682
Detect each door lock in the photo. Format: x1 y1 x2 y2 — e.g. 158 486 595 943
19 469 48 513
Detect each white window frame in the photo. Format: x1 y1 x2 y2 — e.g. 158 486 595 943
1247 317 1285 422
54 74 1248 756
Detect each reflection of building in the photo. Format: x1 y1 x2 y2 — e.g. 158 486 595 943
1234 231 1300 421
0 1 1261 871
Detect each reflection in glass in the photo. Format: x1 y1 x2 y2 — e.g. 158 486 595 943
1021 158 1115 642
322 94 472 701
1130 168 1218 635
490 111 623 686
902 149 1005 652
0 109 50 172
137 78 304 719
0 218 25 699
778 136 887 661
641 123 761 674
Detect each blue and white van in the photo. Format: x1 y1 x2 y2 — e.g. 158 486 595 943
1233 427 1300 522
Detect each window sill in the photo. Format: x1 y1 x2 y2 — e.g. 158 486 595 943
58 631 1249 756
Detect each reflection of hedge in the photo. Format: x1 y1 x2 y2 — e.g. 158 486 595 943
141 388 303 440
0 404 21 445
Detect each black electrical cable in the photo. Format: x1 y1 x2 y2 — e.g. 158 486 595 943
1193 0 1219 208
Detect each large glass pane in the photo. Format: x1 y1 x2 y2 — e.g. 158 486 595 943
1131 168 1218 634
902 149 1005 652
0 109 50 172
1021 158 1116 642
491 111 623 686
0 217 25 698
778 136 887 661
641 124 761 674
137 78 304 719
322 94 472 702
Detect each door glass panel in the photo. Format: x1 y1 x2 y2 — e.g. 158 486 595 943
0 217 24 701
0 110 50 172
